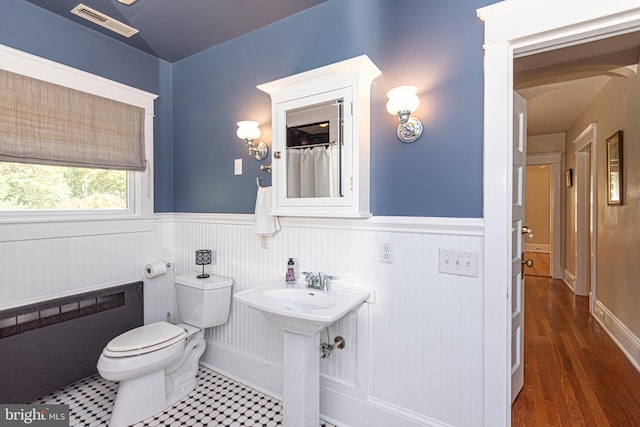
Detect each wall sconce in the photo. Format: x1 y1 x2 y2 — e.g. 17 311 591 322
386 85 423 143
237 120 268 160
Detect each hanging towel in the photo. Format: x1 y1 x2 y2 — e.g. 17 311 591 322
254 186 280 236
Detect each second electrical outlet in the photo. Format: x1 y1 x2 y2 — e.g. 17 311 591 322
380 241 393 263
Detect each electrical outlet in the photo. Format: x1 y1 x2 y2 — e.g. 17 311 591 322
438 249 479 277
234 158 242 175
380 241 393 263
260 235 269 249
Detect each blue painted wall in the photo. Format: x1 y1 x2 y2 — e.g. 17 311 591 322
0 1 174 212
3 0 492 218
172 0 491 217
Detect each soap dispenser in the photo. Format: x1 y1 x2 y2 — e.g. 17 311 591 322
285 258 296 286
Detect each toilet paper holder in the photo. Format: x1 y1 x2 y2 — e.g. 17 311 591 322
144 262 172 279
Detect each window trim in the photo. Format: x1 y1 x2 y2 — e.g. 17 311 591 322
0 44 157 242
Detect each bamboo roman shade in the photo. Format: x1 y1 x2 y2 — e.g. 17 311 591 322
0 69 146 171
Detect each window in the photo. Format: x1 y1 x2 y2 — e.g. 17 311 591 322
0 44 157 240
0 163 128 211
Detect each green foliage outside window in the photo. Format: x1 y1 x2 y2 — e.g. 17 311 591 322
0 162 127 210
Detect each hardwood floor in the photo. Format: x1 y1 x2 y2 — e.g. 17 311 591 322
512 277 640 426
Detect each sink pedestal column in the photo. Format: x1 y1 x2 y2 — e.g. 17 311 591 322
282 330 320 427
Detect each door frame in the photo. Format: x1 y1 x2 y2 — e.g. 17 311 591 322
477 1 640 425
526 153 563 279
574 124 598 305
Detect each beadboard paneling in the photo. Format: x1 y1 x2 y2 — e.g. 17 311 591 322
164 214 484 426
0 221 173 325
1 213 484 426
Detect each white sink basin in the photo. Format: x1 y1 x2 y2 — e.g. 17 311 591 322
262 288 337 310
234 280 370 335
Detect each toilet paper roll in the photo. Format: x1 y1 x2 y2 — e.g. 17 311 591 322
145 262 167 279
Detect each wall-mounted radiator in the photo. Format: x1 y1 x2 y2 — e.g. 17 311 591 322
0 282 144 403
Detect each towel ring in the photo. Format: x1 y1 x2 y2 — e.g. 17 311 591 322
256 178 262 188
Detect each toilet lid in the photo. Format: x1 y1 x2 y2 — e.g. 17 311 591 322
104 322 187 358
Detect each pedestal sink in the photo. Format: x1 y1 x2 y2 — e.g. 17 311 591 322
234 280 371 427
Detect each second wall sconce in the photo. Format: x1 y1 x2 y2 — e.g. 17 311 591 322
237 120 268 160
386 85 423 143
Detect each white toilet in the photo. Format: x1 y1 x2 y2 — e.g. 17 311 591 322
97 273 233 427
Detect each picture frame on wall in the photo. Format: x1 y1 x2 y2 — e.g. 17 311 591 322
606 130 623 205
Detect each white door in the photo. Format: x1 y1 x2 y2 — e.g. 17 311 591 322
511 91 528 402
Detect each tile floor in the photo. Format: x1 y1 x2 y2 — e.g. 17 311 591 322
33 366 338 426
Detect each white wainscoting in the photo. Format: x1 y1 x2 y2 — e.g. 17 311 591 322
0 219 173 325
162 213 484 427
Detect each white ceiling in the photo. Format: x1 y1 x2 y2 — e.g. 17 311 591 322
514 31 640 137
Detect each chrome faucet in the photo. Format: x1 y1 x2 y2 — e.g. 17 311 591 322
302 272 336 291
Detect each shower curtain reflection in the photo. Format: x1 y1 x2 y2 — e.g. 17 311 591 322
286 144 340 198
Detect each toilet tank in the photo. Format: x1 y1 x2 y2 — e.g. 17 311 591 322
174 273 233 328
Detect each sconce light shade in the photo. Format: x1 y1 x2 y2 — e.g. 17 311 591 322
386 85 420 115
195 249 212 279
386 85 423 143
236 121 261 140
237 120 268 161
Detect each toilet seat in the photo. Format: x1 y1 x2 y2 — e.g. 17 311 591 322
104 322 187 358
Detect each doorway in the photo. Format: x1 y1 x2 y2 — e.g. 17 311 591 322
524 164 551 276
525 154 563 279
478 2 640 426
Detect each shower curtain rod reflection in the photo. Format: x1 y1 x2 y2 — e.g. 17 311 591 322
287 141 338 149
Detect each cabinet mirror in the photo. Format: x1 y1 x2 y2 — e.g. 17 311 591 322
258 55 380 218
285 98 343 199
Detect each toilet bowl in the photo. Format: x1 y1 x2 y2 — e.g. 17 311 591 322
97 273 232 427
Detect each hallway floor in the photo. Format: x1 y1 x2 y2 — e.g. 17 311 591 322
33 365 338 426
512 277 640 426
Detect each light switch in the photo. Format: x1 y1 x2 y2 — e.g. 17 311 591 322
438 248 479 277
234 159 242 175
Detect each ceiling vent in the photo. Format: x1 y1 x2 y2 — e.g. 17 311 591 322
71 4 139 38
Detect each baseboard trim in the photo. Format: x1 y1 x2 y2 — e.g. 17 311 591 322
321 390 449 427
524 243 550 253
593 299 640 373
201 339 449 427
562 268 576 292
201 339 283 401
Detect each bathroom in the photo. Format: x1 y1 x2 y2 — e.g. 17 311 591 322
0 0 490 426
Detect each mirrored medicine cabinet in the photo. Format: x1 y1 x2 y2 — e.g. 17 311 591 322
257 55 381 218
